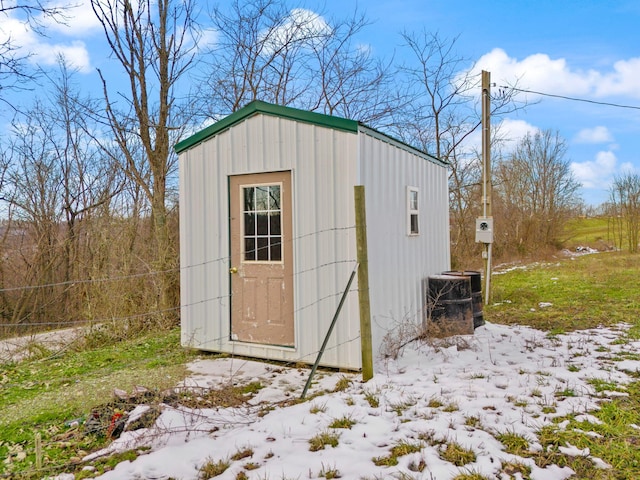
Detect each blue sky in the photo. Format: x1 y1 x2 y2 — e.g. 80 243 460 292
2 0 639 205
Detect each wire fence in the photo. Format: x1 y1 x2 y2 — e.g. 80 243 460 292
0 225 355 294
0 223 461 479
0 225 361 355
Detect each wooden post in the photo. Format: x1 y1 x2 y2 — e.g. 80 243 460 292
35 432 42 470
354 186 373 381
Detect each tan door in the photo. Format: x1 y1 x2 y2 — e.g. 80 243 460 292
229 171 294 346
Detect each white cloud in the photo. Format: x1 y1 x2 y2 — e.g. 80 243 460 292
35 40 92 72
595 58 640 99
620 162 637 174
260 8 330 55
0 4 93 73
571 150 618 188
457 117 539 158
493 118 539 154
45 0 103 36
0 17 33 47
472 48 640 100
574 126 613 144
197 28 219 51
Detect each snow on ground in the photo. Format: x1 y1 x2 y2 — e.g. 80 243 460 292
66 322 639 480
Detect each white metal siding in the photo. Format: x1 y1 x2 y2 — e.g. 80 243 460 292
357 129 451 364
179 114 362 369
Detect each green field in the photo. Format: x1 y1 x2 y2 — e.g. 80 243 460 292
561 216 617 250
487 251 640 332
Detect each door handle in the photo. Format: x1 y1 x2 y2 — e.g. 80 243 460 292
229 267 238 274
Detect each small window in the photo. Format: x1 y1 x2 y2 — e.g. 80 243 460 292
242 184 282 262
407 187 419 236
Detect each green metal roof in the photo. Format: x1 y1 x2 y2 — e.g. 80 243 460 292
174 100 359 154
174 100 446 167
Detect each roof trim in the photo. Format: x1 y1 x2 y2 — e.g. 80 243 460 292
174 100 359 153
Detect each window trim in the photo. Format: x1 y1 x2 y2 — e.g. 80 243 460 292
407 186 420 236
240 181 285 264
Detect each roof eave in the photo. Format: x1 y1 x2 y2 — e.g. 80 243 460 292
174 100 358 154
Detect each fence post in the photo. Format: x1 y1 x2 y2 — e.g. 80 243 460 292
354 186 373 381
35 431 42 470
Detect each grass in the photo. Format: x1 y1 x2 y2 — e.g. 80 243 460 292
329 415 356 429
231 447 254 461
561 216 613 249
440 442 476 466
486 251 640 330
499 461 531 479
199 457 231 478
364 390 380 408
309 430 340 451
0 327 201 478
318 463 341 479
310 402 327 414
372 440 423 467
0 328 194 426
495 431 530 456
452 472 491 480
487 250 640 479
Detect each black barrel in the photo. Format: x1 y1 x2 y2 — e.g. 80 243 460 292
426 275 474 335
442 270 484 329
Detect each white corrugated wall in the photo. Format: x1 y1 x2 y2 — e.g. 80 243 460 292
179 114 362 369
180 114 450 371
357 128 451 363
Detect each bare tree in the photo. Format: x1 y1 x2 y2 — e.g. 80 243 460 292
0 61 122 334
392 31 525 266
494 129 581 254
448 146 482 267
200 0 316 113
609 172 640 253
306 9 394 125
393 31 476 160
43 62 121 285
91 0 198 322
4 107 66 329
0 0 68 104
198 0 395 125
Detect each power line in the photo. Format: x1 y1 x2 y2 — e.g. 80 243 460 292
500 85 640 111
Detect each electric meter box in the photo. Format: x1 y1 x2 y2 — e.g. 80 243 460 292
475 217 494 243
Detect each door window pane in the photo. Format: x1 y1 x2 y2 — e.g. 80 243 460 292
244 213 255 236
242 183 283 262
244 238 256 261
256 212 269 235
257 237 270 261
270 237 282 261
255 186 269 210
269 185 281 209
244 188 254 211
270 215 281 235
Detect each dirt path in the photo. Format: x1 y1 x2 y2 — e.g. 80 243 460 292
0 327 83 363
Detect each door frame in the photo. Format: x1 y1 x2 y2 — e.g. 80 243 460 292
228 170 295 347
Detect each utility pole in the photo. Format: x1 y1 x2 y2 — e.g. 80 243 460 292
475 70 494 305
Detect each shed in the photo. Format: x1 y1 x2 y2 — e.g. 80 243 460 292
176 101 450 371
